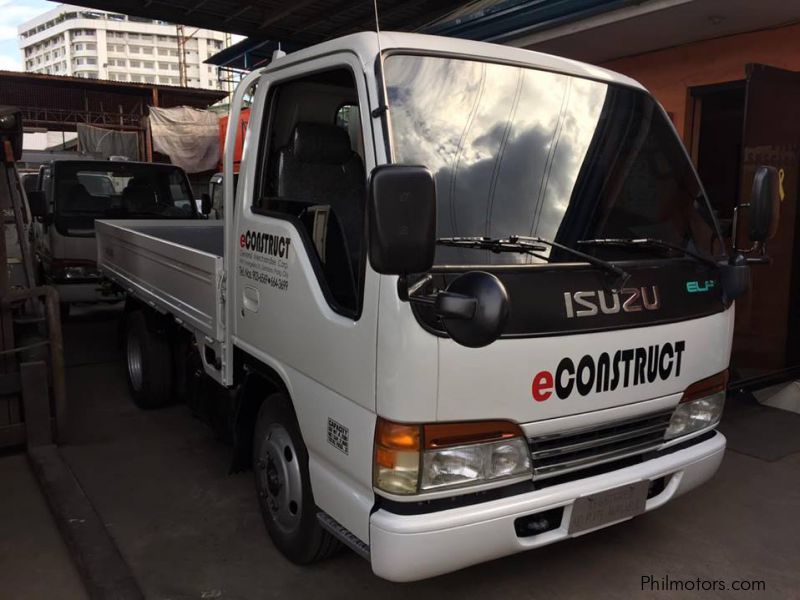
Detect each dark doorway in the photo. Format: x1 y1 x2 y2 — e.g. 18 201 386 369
692 82 746 236
692 67 800 388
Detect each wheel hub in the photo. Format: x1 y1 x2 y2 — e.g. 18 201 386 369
258 423 302 534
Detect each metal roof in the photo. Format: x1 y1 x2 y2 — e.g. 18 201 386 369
0 70 226 132
68 0 468 44
205 37 307 70
423 0 634 42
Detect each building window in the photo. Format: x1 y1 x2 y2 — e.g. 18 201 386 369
130 60 141 68
142 47 153 55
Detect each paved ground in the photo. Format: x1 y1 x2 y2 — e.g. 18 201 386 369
0 453 87 600
3 305 800 599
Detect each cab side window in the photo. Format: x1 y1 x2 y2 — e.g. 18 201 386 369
256 68 365 316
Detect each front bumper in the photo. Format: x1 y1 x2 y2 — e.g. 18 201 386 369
369 430 725 582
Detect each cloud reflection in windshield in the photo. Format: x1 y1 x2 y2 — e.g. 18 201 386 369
386 55 607 265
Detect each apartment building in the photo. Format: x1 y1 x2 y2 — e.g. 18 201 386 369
18 4 228 89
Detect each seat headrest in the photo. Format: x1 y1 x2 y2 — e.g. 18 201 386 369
292 122 353 165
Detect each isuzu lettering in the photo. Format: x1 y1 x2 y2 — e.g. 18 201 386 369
96 32 780 581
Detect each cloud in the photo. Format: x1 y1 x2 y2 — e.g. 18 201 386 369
0 54 21 71
0 0 50 39
0 0 50 70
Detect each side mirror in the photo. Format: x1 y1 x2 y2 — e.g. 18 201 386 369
719 253 750 302
437 271 510 348
368 165 436 275
28 190 48 218
748 166 780 243
200 192 212 216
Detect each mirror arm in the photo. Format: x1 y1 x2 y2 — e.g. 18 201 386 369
399 274 477 320
731 204 758 254
435 291 477 320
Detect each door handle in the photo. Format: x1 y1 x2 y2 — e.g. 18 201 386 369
243 285 260 313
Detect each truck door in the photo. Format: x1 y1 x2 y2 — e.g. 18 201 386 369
232 55 379 541
731 64 800 384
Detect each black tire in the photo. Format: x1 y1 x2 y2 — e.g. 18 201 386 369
124 309 173 409
59 303 70 320
253 393 341 563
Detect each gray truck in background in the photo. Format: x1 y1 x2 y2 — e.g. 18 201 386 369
28 159 205 315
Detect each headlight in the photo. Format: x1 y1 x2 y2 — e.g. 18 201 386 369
63 265 100 279
374 418 531 495
0 112 17 130
51 261 101 281
665 371 728 440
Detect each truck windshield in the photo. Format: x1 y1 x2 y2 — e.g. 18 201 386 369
54 162 196 221
384 55 722 266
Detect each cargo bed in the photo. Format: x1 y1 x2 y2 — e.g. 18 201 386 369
96 220 226 342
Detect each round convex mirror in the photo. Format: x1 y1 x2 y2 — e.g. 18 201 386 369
440 271 509 348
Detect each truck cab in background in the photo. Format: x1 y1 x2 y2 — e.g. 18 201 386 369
203 171 226 219
29 159 199 315
97 32 780 581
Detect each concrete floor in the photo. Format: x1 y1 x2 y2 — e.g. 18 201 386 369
3 306 800 599
0 453 87 600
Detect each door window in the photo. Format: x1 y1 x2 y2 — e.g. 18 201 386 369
255 68 365 315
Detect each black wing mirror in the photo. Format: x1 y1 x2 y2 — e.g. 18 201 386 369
734 165 780 258
28 190 48 218
368 165 436 276
437 271 509 348
200 192 212 216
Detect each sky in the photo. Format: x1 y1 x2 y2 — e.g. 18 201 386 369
0 0 51 70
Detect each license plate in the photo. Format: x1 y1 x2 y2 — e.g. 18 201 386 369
568 480 649 535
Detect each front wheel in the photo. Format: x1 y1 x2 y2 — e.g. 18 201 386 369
253 393 340 563
124 309 172 409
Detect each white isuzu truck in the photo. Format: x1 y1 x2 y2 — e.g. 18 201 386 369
96 32 780 581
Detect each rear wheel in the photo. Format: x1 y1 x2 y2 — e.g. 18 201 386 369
124 309 172 409
253 393 340 563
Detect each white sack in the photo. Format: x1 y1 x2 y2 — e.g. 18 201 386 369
149 106 220 173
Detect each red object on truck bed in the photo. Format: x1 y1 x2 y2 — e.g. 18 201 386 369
218 108 250 173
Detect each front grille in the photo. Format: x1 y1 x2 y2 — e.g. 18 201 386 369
528 409 672 481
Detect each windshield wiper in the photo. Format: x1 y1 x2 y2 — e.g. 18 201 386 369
577 238 719 269
437 235 631 291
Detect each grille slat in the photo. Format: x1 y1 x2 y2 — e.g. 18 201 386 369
530 421 669 460
528 410 672 482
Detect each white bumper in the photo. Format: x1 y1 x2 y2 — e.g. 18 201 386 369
370 431 725 582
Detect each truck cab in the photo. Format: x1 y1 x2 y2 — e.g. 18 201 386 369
97 32 780 582
30 159 198 313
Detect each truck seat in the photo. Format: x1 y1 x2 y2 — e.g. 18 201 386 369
276 122 365 268
123 177 158 214
276 122 364 308
67 183 92 211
